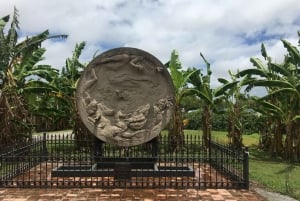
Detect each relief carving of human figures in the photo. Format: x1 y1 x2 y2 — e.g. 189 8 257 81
76 48 175 146
80 68 126 139
151 98 173 137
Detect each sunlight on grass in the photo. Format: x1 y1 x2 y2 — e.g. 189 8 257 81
250 160 300 199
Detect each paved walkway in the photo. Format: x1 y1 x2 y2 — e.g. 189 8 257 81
0 188 266 201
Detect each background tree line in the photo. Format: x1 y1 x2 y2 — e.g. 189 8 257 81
183 108 261 134
1 8 300 162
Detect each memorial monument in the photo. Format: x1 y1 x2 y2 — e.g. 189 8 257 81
76 47 175 146
52 47 194 179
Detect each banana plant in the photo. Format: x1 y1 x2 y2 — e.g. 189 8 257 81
61 42 89 138
32 42 87 132
214 70 251 149
237 34 300 161
187 53 215 148
166 50 198 151
0 7 67 145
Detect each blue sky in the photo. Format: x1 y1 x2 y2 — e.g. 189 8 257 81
1 0 300 90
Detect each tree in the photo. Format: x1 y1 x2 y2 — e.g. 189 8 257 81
62 42 92 141
166 50 197 151
238 34 300 161
180 94 202 112
31 42 87 132
0 7 67 145
187 53 214 148
214 70 251 149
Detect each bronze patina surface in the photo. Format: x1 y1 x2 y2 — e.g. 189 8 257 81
76 47 174 146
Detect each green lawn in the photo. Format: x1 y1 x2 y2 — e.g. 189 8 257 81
182 129 300 200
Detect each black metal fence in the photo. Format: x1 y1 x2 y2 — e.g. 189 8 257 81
0 133 249 189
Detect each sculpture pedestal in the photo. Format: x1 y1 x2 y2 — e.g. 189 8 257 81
51 162 195 178
52 137 194 179
52 138 195 180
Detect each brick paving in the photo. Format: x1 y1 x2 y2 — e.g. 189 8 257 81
0 188 266 201
8 162 240 189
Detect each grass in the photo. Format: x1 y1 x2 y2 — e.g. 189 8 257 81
249 158 300 198
182 129 300 200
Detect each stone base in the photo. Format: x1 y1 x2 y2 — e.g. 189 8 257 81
51 162 195 179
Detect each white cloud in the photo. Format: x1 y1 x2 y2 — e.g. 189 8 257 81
41 40 74 69
1 0 300 96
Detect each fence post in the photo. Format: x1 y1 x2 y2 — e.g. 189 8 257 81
243 146 249 189
93 137 103 163
43 133 48 161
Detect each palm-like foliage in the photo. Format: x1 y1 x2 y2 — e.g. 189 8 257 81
61 42 90 139
187 53 214 148
0 7 67 145
30 42 87 132
166 50 197 151
238 35 300 161
56 41 86 122
62 42 86 87
214 71 251 149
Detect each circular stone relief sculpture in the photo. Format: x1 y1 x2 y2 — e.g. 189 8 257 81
76 47 175 146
